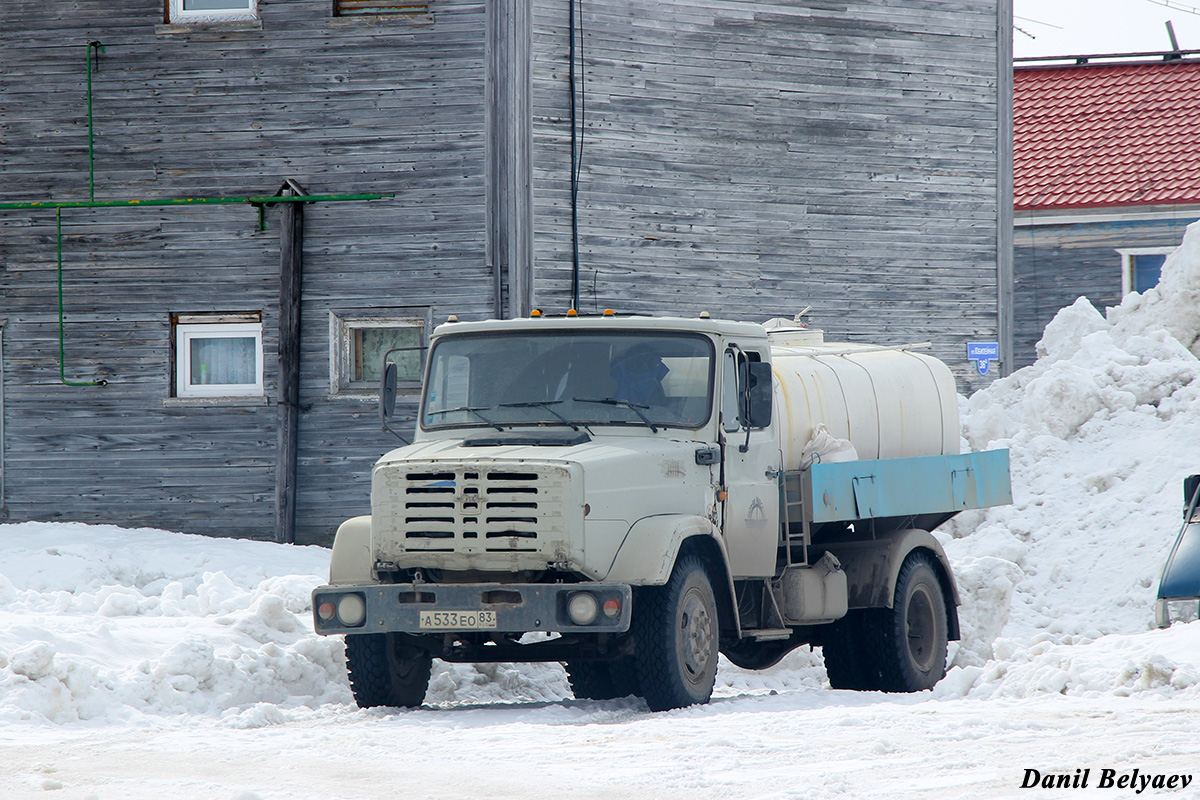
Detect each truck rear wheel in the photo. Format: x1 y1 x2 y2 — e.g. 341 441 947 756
633 555 719 711
863 552 949 692
564 657 641 700
345 632 432 709
820 610 874 690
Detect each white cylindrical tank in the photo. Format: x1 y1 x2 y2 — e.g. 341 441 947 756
766 326 959 470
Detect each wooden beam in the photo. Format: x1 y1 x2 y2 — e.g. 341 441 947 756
276 188 303 544
486 0 533 318
997 0 1015 377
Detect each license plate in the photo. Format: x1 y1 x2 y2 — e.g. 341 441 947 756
418 609 498 630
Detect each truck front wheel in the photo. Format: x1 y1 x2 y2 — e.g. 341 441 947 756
564 657 641 701
344 632 432 709
633 555 719 711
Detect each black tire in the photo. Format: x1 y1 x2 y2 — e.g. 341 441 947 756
633 555 720 711
344 633 432 709
861 552 949 692
820 610 874 690
564 657 641 700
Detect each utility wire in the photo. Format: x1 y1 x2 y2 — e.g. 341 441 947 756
568 0 585 311
1015 14 1063 29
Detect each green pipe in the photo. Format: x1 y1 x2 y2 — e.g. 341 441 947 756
87 42 101 202
57 208 105 387
16 192 392 388
0 193 391 211
10 45 393 387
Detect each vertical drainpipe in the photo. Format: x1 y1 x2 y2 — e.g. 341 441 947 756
276 189 304 544
996 0 1015 377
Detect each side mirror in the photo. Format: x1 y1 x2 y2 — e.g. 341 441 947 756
741 361 773 429
380 361 398 423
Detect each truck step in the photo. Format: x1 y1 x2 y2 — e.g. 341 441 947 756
748 628 793 642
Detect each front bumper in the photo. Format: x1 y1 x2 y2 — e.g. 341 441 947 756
312 582 632 636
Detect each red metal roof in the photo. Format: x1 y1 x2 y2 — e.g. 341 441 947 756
1014 61 1200 211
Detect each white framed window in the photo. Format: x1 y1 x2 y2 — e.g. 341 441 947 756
330 311 428 396
1118 247 1174 295
168 0 258 23
174 315 264 399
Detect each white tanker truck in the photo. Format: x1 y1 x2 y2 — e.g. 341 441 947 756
312 314 1011 711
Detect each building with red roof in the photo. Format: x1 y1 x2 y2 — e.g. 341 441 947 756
1013 52 1200 368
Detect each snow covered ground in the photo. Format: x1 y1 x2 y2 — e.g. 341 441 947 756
5 228 1200 799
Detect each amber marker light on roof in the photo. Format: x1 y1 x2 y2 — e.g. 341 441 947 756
603 309 615 316
567 309 578 317
530 309 543 317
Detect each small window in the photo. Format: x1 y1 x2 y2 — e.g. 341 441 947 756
174 314 264 399
1131 254 1166 293
168 0 258 23
1118 247 1173 295
333 0 428 16
331 312 427 395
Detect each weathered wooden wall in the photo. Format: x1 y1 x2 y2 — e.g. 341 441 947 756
1 0 1007 544
0 0 491 543
529 0 1005 383
1013 215 1196 369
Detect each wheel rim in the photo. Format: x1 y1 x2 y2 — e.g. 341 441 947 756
678 586 715 684
905 583 938 673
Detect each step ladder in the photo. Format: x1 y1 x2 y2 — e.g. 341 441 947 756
781 470 809 568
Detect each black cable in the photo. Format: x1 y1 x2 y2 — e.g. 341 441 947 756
568 0 584 311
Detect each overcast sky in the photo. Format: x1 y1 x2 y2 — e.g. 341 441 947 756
1014 0 1200 58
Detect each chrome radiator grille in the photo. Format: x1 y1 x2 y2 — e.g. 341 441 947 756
372 462 576 560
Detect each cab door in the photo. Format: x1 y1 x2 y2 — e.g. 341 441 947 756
719 345 782 578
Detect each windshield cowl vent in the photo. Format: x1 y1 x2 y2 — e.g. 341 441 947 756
461 430 592 447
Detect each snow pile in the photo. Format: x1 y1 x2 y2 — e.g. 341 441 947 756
939 220 1200 698
0 524 587 723
0 523 352 724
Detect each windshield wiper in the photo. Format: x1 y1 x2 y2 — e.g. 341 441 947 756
572 397 659 433
499 400 591 433
426 405 504 431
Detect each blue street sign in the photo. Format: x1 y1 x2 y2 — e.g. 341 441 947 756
967 341 999 376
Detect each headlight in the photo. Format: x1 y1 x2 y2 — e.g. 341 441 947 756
337 594 366 627
567 592 599 625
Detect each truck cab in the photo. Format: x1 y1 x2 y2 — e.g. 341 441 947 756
312 314 1011 710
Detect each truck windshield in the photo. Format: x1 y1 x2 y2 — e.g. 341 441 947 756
422 331 714 431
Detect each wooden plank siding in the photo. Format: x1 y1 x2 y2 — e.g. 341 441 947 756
1 0 1006 544
1012 214 1198 369
529 0 1004 380
0 1 491 542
